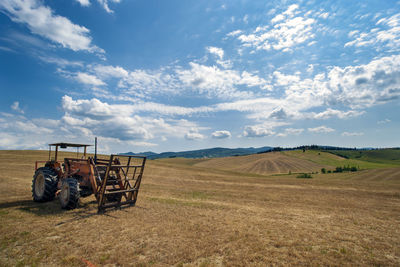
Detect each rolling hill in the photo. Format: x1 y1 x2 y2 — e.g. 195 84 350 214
122 146 272 159
193 151 328 175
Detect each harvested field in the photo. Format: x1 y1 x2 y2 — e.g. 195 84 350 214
193 152 327 175
0 150 400 266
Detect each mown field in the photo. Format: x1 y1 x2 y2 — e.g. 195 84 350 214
0 150 399 266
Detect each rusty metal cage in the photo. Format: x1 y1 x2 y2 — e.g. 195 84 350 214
94 155 147 213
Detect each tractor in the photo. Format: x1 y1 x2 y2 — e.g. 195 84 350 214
32 142 146 212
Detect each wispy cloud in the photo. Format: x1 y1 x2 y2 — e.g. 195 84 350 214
75 72 106 86
277 128 304 137
308 126 334 133
377 119 391 124
97 0 121 13
345 13 400 51
11 101 24 114
341 131 364 136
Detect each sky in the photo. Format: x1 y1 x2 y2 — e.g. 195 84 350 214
0 0 399 154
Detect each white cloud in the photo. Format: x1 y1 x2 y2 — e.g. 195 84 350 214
273 71 300 86
345 13 400 51
277 128 304 137
319 12 329 19
75 72 105 86
76 0 90 7
0 0 103 53
185 128 205 140
207 46 224 59
243 125 275 138
37 55 83 68
311 109 365 120
92 65 129 79
0 113 55 149
97 0 121 13
211 130 231 139
237 5 315 52
120 68 179 98
243 14 249 24
226 30 242 37
341 132 364 136
323 55 400 108
176 62 269 99
308 126 335 133
61 96 201 142
377 119 391 124
11 101 24 114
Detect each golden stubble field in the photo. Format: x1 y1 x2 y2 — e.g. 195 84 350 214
0 150 399 266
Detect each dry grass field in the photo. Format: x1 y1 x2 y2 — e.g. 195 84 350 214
0 150 400 266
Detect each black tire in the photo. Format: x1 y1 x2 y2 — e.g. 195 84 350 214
32 167 58 202
59 178 80 210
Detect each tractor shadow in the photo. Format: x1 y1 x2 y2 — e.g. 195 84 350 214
0 199 66 215
0 198 142 223
0 198 107 218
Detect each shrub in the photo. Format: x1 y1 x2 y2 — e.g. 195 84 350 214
321 168 326 174
297 173 312 179
334 167 343 173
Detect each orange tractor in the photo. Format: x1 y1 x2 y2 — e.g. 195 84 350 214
32 142 146 212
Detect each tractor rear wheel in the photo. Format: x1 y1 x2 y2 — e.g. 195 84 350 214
59 178 80 210
32 167 57 202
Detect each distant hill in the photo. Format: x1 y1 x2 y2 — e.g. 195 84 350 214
326 148 400 165
121 146 273 159
121 145 400 161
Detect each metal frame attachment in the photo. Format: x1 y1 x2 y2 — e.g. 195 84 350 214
94 154 147 213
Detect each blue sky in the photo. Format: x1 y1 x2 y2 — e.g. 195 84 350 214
0 0 399 153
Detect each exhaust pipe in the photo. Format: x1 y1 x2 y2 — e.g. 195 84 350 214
94 137 97 164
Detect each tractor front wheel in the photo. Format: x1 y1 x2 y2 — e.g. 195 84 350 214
59 178 80 210
32 167 57 202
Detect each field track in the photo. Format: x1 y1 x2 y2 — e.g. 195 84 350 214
194 152 328 175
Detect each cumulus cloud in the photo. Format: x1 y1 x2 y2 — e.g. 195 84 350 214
236 4 315 52
211 130 231 139
308 126 334 133
185 128 205 140
61 95 200 142
76 0 90 7
243 125 275 138
206 46 224 59
0 0 103 53
0 112 56 149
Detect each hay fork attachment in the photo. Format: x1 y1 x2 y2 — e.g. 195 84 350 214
93 155 147 213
